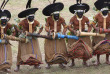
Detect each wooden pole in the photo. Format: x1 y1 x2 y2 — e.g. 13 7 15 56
5 35 26 42
76 31 105 37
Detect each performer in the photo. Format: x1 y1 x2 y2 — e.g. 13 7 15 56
67 1 92 67
91 0 110 65
43 1 68 69
14 1 43 72
0 0 14 73
0 10 13 73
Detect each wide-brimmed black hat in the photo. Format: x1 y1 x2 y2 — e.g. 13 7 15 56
42 2 64 16
0 10 11 20
94 0 109 10
18 8 38 18
109 3 110 9
69 3 90 14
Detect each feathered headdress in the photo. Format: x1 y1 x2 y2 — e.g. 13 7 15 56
69 0 90 14
77 0 82 4
0 0 11 20
42 0 64 16
18 0 38 18
26 0 32 9
0 0 9 10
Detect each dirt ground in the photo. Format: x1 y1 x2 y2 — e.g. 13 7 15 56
0 0 110 74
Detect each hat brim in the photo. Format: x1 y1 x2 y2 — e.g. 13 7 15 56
69 3 90 14
94 0 109 10
18 8 38 18
109 4 110 9
0 10 11 20
42 2 64 16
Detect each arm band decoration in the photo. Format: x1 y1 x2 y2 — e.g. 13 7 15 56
93 20 97 24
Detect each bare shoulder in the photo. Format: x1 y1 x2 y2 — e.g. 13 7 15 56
19 19 26 25
95 13 100 18
83 16 89 20
34 20 39 24
70 15 76 20
47 16 52 20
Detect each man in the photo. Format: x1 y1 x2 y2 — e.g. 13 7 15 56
42 1 68 69
0 0 14 72
0 9 13 73
67 1 92 67
14 4 43 71
91 0 110 65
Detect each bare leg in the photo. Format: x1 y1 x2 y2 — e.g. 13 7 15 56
59 63 65 69
34 64 41 69
3 68 11 73
94 54 101 66
69 59 75 67
83 59 89 67
45 63 51 69
106 54 110 65
14 65 20 72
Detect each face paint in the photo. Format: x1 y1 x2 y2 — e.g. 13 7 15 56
53 13 60 21
0 19 7 27
27 16 34 22
0 16 8 27
102 10 108 16
52 11 60 21
77 12 84 18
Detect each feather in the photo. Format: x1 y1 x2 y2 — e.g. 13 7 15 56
26 0 32 9
53 0 56 4
0 0 5 9
48 0 51 4
2 0 9 9
76 0 78 4
76 0 82 4
80 0 82 4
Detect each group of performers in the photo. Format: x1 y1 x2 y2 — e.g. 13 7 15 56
0 0 110 73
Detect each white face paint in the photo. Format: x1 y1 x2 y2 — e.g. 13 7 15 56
77 10 84 13
74 10 85 13
75 9 85 20
26 14 35 24
26 14 35 18
53 11 60 14
0 16 8 28
51 11 60 21
101 8 109 18
101 8 109 12
0 16 9 22
0 16 7 20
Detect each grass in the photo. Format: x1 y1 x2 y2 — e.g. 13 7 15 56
0 0 110 74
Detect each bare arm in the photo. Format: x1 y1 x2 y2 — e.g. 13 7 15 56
45 18 50 32
68 22 76 34
91 21 97 30
62 22 68 35
45 24 50 32
87 22 92 32
91 15 99 31
37 24 43 34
